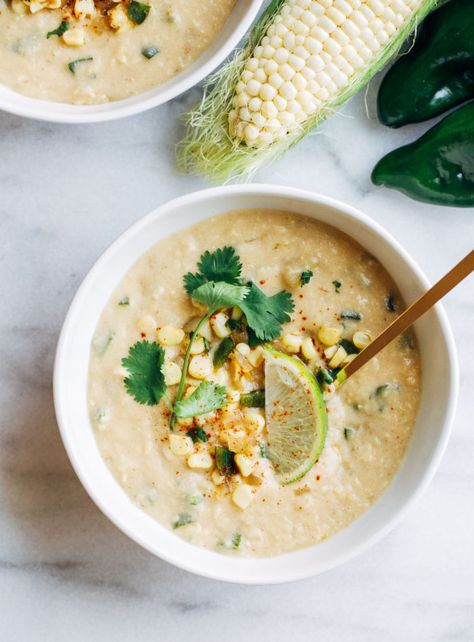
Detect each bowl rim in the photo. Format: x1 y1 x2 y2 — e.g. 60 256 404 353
53 184 459 583
0 0 262 124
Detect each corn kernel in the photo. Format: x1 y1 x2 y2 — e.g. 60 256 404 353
329 345 347 368
225 429 247 453
169 434 194 456
108 4 132 31
74 0 95 19
353 331 371 349
243 411 266 432
232 484 254 509
189 336 206 355
188 354 213 380
210 312 231 338
236 343 250 357
212 470 225 486
318 326 342 346
11 0 27 13
301 336 317 360
281 333 303 353
247 346 264 368
157 325 184 346
63 27 86 47
187 452 213 470
235 454 256 478
164 361 182 386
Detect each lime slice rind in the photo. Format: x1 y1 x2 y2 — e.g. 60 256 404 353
264 346 327 485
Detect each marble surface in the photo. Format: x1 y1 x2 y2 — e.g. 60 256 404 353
1 74 473 642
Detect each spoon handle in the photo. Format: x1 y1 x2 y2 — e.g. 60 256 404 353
337 250 474 385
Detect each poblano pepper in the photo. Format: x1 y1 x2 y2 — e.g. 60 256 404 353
372 102 474 207
378 0 474 128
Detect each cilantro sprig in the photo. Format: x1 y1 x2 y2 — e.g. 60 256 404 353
122 246 294 430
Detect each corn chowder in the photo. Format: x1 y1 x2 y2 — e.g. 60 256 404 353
88 209 421 557
0 0 235 103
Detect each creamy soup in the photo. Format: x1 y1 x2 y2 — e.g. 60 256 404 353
0 0 235 104
88 209 421 557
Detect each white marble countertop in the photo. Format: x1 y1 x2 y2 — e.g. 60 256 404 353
1 78 473 641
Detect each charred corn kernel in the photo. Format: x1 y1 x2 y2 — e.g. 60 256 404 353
329 345 347 368
108 4 132 31
236 342 251 357
232 484 254 509
187 452 213 471
188 354 213 379
189 336 206 355
324 344 339 359
169 434 194 456
301 336 317 360
63 27 86 47
247 346 264 368
211 312 231 338
353 330 371 349
243 411 265 432
136 315 157 337
157 325 184 346
231 306 243 320
281 332 303 353
225 429 247 453
11 0 27 13
46 0 61 7
28 0 47 13
212 470 225 485
164 362 182 386
74 0 95 19
235 454 256 478
318 326 342 346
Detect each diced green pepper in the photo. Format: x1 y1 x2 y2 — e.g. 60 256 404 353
240 390 265 408
215 446 236 476
213 337 234 368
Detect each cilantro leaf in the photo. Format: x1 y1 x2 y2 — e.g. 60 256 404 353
187 428 208 443
300 270 313 287
240 282 294 341
173 381 227 418
191 281 249 311
122 340 166 406
183 247 242 295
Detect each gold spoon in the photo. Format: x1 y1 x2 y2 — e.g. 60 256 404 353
336 250 474 385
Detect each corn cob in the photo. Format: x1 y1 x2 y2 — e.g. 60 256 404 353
178 0 439 182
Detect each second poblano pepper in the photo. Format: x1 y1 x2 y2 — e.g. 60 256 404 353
378 0 474 127
372 102 474 207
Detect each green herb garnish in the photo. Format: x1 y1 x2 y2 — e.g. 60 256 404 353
68 57 93 74
187 427 208 443
344 427 355 440
122 340 166 406
173 513 192 529
142 45 159 59
240 390 265 408
127 0 150 25
300 270 313 287
215 446 236 476
226 318 242 331
332 280 342 293
118 296 130 306
231 533 242 550
239 282 294 342
259 442 269 458
341 310 362 321
339 338 360 355
174 381 227 418
47 20 69 39
184 246 243 294
213 336 234 368
374 383 400 397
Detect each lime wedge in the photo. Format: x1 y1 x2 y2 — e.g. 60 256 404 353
264 346 327 485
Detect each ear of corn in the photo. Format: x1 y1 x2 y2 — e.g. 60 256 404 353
178 0 439 182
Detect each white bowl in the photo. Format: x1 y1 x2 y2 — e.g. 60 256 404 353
54 185 458 583
0 0 262 123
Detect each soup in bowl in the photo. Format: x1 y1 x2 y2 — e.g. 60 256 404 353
54 186 458 582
